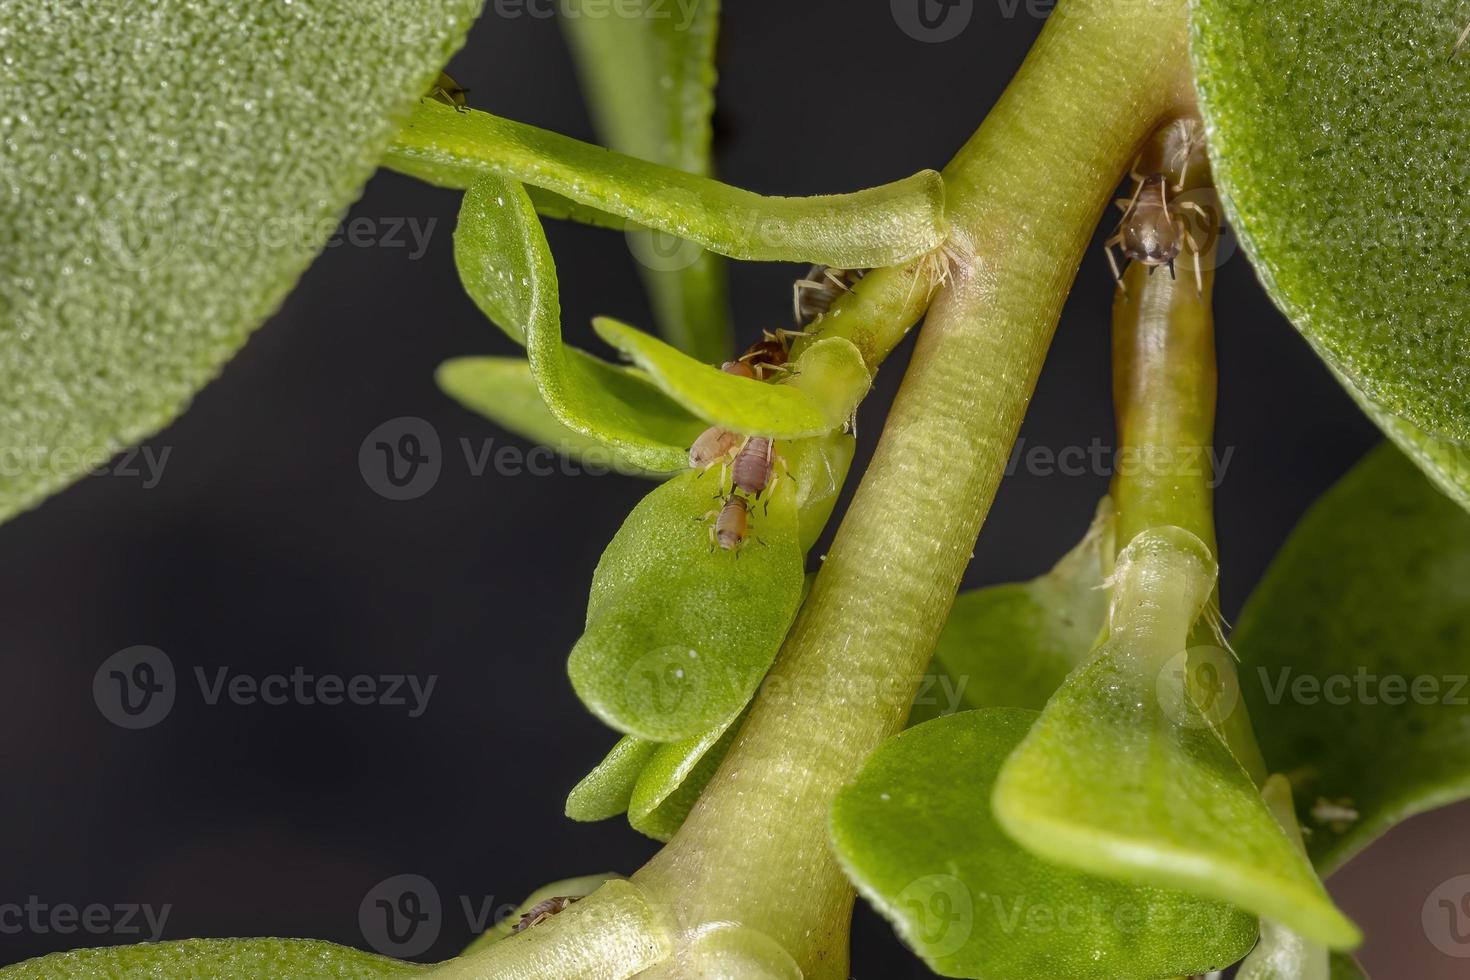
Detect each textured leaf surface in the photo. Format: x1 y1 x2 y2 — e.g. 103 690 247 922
568 468 804 741
1190 0 1470 448
832 708 1256 979
924 500 1111 720
453 175 705 471
628 710 743 841
561 0 730 361
594 319 870 439
387 103 948 268
1235 445 1470 872
0 938 423 979
993 529 1359 949
566 735 660 822
437 357 674 478
0 0 483 522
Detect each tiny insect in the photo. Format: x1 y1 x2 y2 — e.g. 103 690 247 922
710 493 749 551
511 896 578 934
736 328 806 381
720 359 756 380
792 265 866 326
1104 171 1213 294
425 71 469 111
688 426 740 471
732 436 777 499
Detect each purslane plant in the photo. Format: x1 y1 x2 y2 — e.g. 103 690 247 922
2 0 1468 977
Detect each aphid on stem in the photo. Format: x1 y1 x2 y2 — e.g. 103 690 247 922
511 896 578 934
793 266 866 326
1105 171 1213 294
425 71 470 112
735 328 806 381
732 436 780 504
688 426 740 471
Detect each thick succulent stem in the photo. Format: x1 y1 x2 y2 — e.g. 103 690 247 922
632 2 1196 975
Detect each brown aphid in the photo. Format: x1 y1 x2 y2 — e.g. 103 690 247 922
426 71 469 111
792 265 866 326
511 896 578 934
739 336 790 380
732 437 776 497
1105 172 1211 293
688 426 740 470
720 359 756 380
713 493 749 551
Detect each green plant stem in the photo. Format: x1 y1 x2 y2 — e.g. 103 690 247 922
1107 135 1269 783
631 2 1195 975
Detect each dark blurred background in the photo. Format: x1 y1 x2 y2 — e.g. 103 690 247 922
1 3 1463 976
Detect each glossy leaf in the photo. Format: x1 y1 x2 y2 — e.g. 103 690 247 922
566 735 660 822
1340 372 1470 512
0 938 423 978
437 357 675 478
561 0 731 362
0 0 481 522
993 528 1360 950
387 102 949 268
462 873 624 954
831 708 1257 979
921 499 1112 722
1190 0 1470 450
628 709 744 841
568 468 804 741
594 318 870 439
1235 444 1470 872
454 175 706 472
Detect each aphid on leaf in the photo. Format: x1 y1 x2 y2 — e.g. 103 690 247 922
720 359 756 380
1104 171 1213 293
426 72 469 111
511 896 578 934
710 493 750 551
688 426 740 471
793 265 866 326
737 328 805 381
732 436 778 499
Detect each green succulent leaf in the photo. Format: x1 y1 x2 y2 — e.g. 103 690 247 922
917 499 1113 725
1339 372 1470 512
993 528 1360 950
387 103 949 269
594 318 870 439
1235 444 1470 872
0 0 482 523
566 735 661 822
568 468 804 741
453 175 706 472
561 0 731 361
628 709 744 841
831 708 1257 979
1190 0 1470 451
461 873 624 954
0 938 423 979
437 357 674 478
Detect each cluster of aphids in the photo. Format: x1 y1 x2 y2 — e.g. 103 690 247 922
687 266 864 552
1104 117 1215 293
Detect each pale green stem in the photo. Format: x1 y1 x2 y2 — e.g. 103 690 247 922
632 1 1196 976
425 881 671 980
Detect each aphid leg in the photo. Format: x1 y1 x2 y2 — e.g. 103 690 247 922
1104 238 1127 294
1116 175 1146 218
